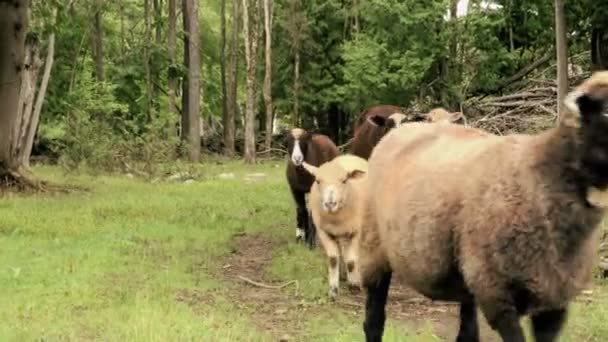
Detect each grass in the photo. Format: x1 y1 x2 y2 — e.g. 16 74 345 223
1 160 608 341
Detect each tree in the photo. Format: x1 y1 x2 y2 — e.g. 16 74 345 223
92 0 104 82
167 0 178 126
182 0 201 162
220 0 228 151
554 0 568 118
262 0 274 151
224 0 241 156
242 0 261 163
0 0 30 176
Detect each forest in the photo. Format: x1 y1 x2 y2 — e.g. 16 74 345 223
1 0 608 341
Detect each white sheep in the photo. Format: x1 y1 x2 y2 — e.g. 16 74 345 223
302 154 369 300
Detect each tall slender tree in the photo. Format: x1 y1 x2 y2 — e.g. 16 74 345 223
242 0 260 163
263 0 274 150
554 0 568 118
92 0 104 83
182 0 201 162
224 0 241 156
167 0 178 128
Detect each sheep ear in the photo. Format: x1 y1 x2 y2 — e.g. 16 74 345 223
301 162 318 177
563 71 608 127
347 169 366 180
448 112 464 122
367 115 387 127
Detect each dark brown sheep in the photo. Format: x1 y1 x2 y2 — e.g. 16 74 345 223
286 128 339 249
361 72 608 342
349 105 421 159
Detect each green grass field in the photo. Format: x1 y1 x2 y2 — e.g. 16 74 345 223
1 161 607 341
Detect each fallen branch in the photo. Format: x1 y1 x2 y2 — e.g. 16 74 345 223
237 275 298 290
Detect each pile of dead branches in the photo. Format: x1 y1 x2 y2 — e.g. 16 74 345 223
463 52 590 135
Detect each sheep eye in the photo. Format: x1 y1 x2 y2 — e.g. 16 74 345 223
315 180 320 184
342 178 347 184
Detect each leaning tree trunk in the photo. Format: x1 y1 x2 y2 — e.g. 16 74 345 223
242 0 260 164
262 0 274 151
0 0 30 175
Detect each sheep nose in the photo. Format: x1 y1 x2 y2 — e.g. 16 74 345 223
293 156 303 165
324 201 338 212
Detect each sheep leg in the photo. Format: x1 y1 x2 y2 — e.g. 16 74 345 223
481 306 525 342
342 236 362 292
363 271 392 342
456 296 479 342
305 210 317 249
531 308 567 342
290 189 307 242
317 228 341 300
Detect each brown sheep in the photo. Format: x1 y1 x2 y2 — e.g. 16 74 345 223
361 72 608 342
302 155 369 299
350 105 421 159
286 128 339 249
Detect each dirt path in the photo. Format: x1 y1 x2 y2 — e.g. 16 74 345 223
214 232 498 341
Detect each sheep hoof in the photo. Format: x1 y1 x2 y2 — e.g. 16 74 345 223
328 287 338 300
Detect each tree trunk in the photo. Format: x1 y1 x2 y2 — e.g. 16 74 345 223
182 0 201 162
242 0 260 164
220 0 228 151
93 0 104 82
181 0 190 139
152 0 162 113
293 49 300 127
263 0 273 150
554 0 568 119
23 25 56 168
591 27 608 71
0 0 30 174
167 0 178 133
144 0 153 120
224 0 240 156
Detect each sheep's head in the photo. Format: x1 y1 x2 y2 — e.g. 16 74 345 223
286 128 311 166
302 160 366 213
563 71 608 207
367 112 409 130
425 107 465 124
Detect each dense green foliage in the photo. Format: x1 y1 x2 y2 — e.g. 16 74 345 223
28 0 608 167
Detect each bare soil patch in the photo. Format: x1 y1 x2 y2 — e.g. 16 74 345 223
210 232 498 341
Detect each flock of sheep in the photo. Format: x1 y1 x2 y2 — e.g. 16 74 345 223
282 72 608 342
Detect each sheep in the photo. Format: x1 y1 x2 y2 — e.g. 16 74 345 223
360 72 608 342
350 105 421 159
424 107 466 125
301 154 369 300
286 127 339 249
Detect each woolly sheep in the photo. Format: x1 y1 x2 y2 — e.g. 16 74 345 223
302 154 369 299
361 72 608 342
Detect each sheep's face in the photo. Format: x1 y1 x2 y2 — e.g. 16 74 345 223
564 71 608 204
367 112 409 130
286 128 310 166
302 162 366 214
425 108 465 124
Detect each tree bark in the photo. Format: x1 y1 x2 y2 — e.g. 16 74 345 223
144 0 152 120
225 0 240 156
0 0 30 173
263 0 274 150
242 0 260 163
591 27 608 71
554 0 568 119
220 0 228 151
293 49 300 127
93 0 104 82
182 0 201 162
167 0 178 132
